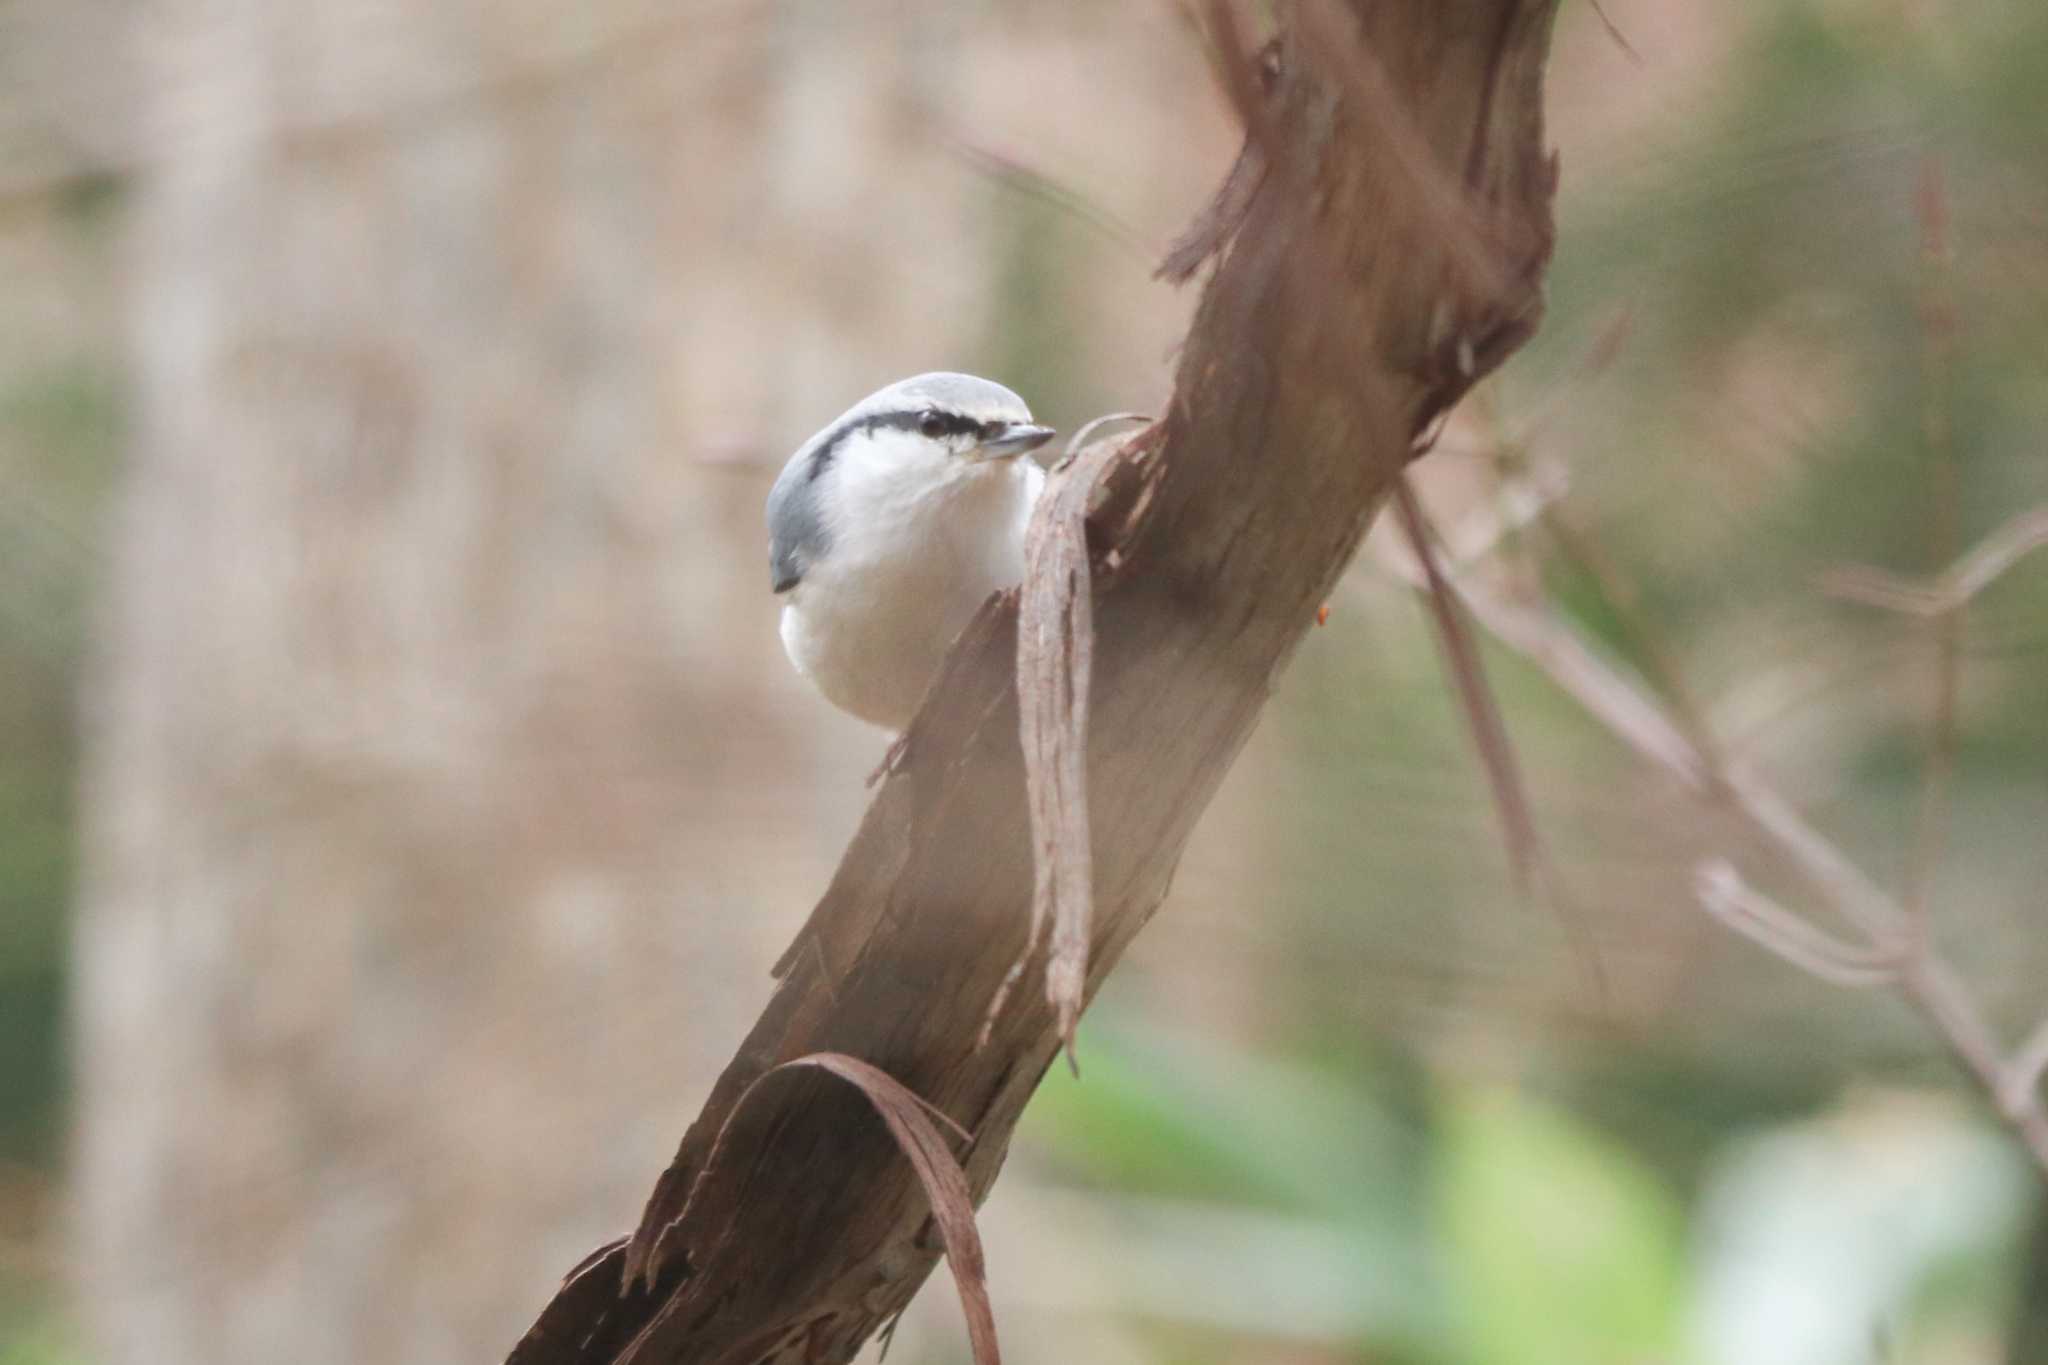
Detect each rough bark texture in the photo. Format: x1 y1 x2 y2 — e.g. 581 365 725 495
511 3 1561 1363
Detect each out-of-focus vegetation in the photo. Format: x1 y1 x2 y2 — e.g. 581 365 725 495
1 148 121 1356
5 1 2047 1362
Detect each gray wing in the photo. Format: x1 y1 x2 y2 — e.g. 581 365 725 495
765 446 830 594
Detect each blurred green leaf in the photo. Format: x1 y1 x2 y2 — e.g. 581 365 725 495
1434 1086 1684 1365
0 1309 82 1365
1030 1026 1424 1226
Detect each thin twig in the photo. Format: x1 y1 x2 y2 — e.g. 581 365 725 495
1584 0 1642 65
2003 1017 2048 1118
1367 542 2048 1173
943 136 1157 264
1542 507 1727 775
1371 552 1709 789
1905 156 1961 932
1473 375 1727 778
1820 506 2048 615
1898 958 2048 1165
1948 508 2048 600
1391 477 1544 895
1693 861 1899 989
1493 306 1637 455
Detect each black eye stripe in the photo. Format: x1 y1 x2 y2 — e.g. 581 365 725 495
880 409 985 441
805 408 1005 480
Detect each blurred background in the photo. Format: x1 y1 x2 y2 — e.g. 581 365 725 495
4 1 2048 1362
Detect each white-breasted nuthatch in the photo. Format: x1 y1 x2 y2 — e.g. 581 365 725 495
766 372 1055 730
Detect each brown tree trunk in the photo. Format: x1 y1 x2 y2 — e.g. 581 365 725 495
511 3 1562 1362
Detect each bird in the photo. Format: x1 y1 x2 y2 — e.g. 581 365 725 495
766 372 1056 732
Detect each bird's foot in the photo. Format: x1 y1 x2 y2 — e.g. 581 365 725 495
866 732 911 789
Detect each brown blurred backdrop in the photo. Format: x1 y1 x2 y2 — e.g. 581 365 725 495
5 2 2048 1363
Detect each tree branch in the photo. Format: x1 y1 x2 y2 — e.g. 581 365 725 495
507 5 1562 1362
1377 500 2048 1172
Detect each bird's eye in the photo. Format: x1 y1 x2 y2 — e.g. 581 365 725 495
918 411 949 440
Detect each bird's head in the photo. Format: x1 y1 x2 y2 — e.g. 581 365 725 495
766 372 1055 594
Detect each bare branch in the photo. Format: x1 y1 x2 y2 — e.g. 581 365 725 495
1382 498 2048 1173
1896 957 2048 1166
1391 476 1544 895
1820 506 2048 615
1367 562 1709 790
1948 506 2048 600
1899 156 1963 932
1692 861 1899 989
1583 0 1642 64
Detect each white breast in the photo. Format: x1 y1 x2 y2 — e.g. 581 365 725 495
781 459 1044 730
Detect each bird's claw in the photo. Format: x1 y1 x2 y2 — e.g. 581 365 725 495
866 732 912 788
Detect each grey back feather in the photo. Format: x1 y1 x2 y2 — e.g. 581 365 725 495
764 373 1034 594
765 445 828 594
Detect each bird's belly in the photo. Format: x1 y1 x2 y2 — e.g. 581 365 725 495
781 555 1008 731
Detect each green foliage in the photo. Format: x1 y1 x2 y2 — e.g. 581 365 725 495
0 1310 83 1365
1033 1028 1427 1226
0 361 118 1168
1432 1086 1684 1365
1026 1025 1450 1355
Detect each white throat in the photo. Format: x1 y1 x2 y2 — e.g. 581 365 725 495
780 436 1045 730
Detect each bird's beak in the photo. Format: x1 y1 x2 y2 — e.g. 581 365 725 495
974 422 1057 461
